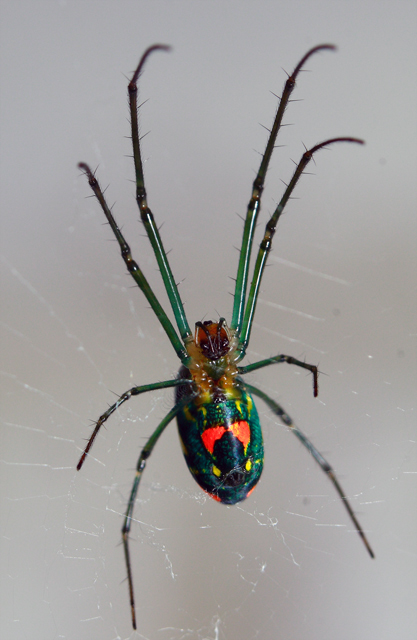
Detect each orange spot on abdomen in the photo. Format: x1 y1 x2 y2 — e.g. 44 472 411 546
230 421 250 450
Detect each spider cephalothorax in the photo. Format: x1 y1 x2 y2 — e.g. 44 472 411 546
182 318 240 399
195 319 230 360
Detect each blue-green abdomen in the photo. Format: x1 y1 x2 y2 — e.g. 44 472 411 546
176 381 264 505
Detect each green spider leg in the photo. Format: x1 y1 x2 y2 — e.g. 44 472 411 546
236 137 364 359
238 354 318 397
121 397 190 630
76 374 193 629
233 137 363 395
231 44 335 336
76 378 185 471
128 45 192 348
243 380 375 559
77 163 189 362
229 44 363 395
79 45 193 365
77 48 200 629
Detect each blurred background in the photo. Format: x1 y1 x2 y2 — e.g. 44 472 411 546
1 2 416 639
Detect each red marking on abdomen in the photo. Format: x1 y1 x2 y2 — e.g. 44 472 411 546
246 485 256 498
207 492 222 502
230 421 250 450
201 425 226 453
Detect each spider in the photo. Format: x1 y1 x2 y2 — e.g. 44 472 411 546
77 44 374 629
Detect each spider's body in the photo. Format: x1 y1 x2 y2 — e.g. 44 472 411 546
175 320 264 504
77 45 374 629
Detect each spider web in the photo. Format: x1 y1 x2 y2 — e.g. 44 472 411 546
1 4 416 640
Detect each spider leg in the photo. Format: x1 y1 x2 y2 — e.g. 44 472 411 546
238 354 318 397
231 45 336 336
243 380 374 559
78 48 194 365
78 163 190 364
122 399 188 629
128 46 193 346
236 137 364 359
76 378 186 470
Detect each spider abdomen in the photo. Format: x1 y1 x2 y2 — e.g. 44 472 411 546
176 383 264 505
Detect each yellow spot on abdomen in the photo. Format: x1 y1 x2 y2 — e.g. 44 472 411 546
246 394 253 415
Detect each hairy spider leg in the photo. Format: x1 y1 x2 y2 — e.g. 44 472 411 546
77 48 197 629
228 44 351 393
121 397 191 629
78 162 189 362
238 354 319 398
128 45 193 348
244 380 375 558
76 378 186 471
79 45 193 364
231 44 335 336
236 138 364 359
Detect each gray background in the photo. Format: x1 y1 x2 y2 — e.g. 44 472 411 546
1 1 416 639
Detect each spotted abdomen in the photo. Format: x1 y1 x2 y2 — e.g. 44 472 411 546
176 382 264 505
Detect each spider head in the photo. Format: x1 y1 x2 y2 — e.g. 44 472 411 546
195 318 230 361
184 318 239 395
